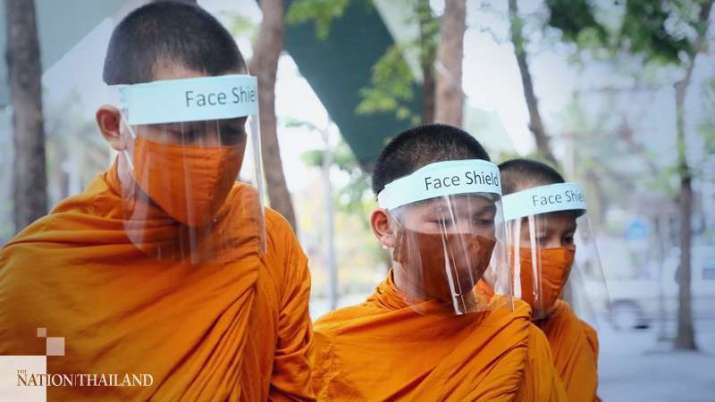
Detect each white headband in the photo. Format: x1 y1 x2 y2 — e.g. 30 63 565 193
502 182 587 221
111 74 258 125
377 159 502 210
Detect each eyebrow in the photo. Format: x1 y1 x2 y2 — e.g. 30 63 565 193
430 203 496 215
538 223 577 236
474 204 497 216
219 119 247 132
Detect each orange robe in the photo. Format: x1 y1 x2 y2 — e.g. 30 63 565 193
0 163 314 401
538 301 600 402
312 275 566 401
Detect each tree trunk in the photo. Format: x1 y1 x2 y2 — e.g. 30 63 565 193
674 78 697 350
417 0 436 124
249 0 297 229
672 0 713 351
6 0 47 234
654 216 672 341
508 0 558 166
434 0 466 127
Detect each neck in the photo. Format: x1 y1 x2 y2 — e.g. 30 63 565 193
391 266 439 303
117 152 133 193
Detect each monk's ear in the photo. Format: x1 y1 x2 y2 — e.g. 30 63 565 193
371 208 398 248
96 105 127 151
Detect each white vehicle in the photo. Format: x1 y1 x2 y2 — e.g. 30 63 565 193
604 245 715 330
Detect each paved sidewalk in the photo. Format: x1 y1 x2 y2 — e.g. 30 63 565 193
598 318 715 402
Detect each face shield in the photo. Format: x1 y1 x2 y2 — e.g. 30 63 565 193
503 182 608 322
377 160 513 315
110 74 266 262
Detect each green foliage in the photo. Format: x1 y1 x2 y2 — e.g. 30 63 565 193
509 4 527 53
357 0 436 125
356 44 419 124
285 118 375 222
618 0 695 64
545 0 712 202
301 141 374 221
698 79 715 155
545 0 709 65
545 0 609 47
415 0 439 66
286 0 426 124
557 94 682 211
285 0 351 40
225 13 256 36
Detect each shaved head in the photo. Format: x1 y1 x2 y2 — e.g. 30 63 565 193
372 124 490 195
103 1 246 85
498 158 564 195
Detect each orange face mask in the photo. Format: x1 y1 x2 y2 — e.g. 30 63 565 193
517 246 575 317
394 229 496 304
131 137 244 227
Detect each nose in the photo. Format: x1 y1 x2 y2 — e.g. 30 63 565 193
543 237 562 249
450 221 474 233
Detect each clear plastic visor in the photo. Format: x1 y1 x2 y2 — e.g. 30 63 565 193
111 74 266 262
508 211 608 323
388 193 512 315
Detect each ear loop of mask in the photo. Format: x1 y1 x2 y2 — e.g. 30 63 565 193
386 211 402 259
387 209 427 303
115 111 148 251
118 112 138 173
385 210 409 294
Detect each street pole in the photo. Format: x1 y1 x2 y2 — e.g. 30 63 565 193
322 124 338 310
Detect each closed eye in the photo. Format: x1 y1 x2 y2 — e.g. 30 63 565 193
563 232 575 246
433 218 455 227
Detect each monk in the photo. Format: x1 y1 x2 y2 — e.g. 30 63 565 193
311 124 566 401
499 158 601 402
0 2 313 401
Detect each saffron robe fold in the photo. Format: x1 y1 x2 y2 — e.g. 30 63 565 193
538 301 600 402
0 163 315 401
312 275 566 401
